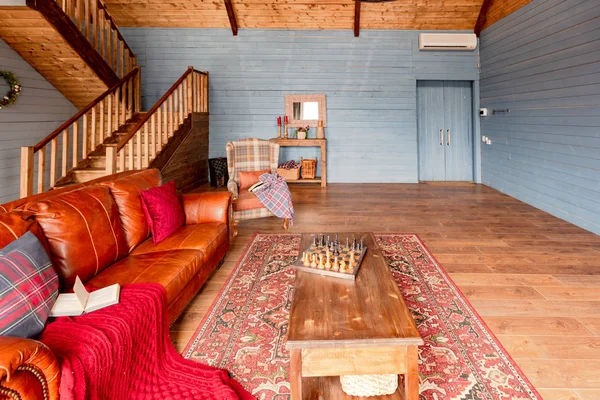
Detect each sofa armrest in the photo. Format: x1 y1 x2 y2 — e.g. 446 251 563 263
0 336 60 400
181 192 232 225
227 179 239 200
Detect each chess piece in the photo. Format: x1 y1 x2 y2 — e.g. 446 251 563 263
325 251 332 269
353 238 357 251
321 235 326 247
318 254 324 269
303 252 311 267
334 234 339 246
314 236 318 247
346 237 349 249
310 254 317 268
339 259 346 272
332 257 339 272
349 251 355 268
360 238 364 250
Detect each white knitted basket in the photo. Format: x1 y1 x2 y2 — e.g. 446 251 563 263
340 374 398 397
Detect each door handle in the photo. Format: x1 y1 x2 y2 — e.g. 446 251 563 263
439 129 443 145
447 129 451 145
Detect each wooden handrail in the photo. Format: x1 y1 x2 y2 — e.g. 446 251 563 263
34 67 140 152
49 0 137 79
116 67 207 151
96 0 133 57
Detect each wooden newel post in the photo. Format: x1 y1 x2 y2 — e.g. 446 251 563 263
20 146 34 198
105 144 118 175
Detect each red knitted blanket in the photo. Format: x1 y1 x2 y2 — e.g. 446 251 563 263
40 284 253 400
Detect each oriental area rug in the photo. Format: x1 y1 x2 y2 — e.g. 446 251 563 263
183 234 541 400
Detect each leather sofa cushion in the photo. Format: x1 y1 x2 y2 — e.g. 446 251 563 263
0 170 161 214
100 169 161 252
132 222 228 263
232 191 263 212
23 185 128 289
0 212 50 255
86 250 203 303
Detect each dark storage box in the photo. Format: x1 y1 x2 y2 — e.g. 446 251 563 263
209 157 229 187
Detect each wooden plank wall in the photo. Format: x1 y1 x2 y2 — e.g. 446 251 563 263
0 38 77 203
159 113 209 192
480 0 600 235
122 29 479 183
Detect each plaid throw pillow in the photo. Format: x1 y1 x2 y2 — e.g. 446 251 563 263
0 232 58 338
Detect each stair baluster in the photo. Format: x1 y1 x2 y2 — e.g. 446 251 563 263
113 67 209 174
20 67 141 198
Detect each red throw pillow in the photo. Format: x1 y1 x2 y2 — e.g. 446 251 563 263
139 181 185 244
238 169 269 191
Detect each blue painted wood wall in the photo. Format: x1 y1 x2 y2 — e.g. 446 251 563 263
480 0 600 235
121 29 479 183
0 39 77 203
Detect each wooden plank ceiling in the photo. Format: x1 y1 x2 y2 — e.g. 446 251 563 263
0 7 108 109
102 0 533 31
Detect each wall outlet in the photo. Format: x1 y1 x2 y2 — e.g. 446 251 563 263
480 108 488 117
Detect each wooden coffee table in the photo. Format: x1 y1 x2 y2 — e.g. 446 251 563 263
286 232 423 400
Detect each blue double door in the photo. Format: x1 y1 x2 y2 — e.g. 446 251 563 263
417 81 474 181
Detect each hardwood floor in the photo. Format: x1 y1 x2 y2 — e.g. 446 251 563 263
171 183 600 400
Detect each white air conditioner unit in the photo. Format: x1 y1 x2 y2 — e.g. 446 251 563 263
419 33 477 51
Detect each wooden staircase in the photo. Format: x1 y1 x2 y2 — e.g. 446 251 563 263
20 67 209 197
0 0 136 108
58 112 147 185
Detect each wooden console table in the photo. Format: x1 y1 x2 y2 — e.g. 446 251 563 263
270 138 327 187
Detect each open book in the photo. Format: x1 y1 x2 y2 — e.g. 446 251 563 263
49 276 120 317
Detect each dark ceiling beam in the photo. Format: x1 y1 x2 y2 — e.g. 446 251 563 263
474 0 494 37
354 0 361 37
224 0 238 36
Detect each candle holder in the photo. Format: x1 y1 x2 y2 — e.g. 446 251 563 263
284 123 289 139
277 125 282 139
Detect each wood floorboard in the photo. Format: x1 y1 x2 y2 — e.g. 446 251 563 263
170 183 600 396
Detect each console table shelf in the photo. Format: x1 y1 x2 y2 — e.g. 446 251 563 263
270 138 327 187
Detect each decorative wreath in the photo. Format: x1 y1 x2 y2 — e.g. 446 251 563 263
0 71 21 109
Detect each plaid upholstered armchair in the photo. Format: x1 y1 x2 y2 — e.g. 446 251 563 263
226 138 281 236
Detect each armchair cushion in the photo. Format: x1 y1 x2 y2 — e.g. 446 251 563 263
238 169 269 191
140 181 185 245
0 232 58 338
232 191 264 212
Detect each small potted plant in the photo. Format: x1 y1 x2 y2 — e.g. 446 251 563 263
295 125 310 139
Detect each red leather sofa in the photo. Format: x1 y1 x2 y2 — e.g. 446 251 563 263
0 169 231 399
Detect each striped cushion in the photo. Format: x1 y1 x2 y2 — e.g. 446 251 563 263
0 232 58 338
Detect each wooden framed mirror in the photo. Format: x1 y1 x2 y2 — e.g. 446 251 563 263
285 94 327 128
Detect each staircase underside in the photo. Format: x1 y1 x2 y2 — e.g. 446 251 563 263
0 6 113 109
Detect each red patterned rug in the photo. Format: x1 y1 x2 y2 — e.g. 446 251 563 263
183 234 541 400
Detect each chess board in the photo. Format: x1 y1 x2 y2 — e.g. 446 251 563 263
292 241 367 281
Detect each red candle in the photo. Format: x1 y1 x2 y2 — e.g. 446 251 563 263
284 116 289 124
277 116 281 126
